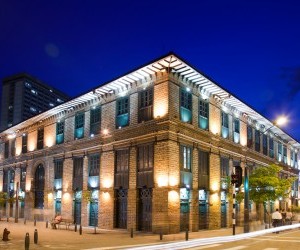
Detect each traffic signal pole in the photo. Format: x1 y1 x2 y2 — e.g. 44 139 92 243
232 168 236 236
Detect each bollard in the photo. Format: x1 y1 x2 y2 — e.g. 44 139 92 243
34 219 36 226
160 230 163 241
79 225 82 235
75 223 77 232
130 228 133 238
24 219 26 225
25 233 30 250
34 229 38 244
7 217 9 222
46 220 48 228
185 229 189 241
94 226 96 234
2 228 10 241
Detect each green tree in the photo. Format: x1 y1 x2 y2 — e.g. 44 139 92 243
249 164 296 222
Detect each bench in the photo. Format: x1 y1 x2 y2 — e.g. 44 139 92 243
52 218 75 230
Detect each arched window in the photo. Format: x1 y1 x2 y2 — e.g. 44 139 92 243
34 164 45 208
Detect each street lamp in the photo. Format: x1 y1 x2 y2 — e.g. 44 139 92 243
264 115 288 134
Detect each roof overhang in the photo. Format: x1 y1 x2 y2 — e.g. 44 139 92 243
1 53 300 149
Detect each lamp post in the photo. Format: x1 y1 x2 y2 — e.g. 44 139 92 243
244 166 249 233
263 116 288 134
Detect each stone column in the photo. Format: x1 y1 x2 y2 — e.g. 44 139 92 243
152 141 169 234
81 156 89 226
209 150 221 229
168 140 180 234
99 146 114 229
61 158 73 219
190 147 199 232
127 146 137 231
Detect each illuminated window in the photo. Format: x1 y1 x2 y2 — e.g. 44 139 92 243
278 142 283 161
180 89 192 123
90 106 101 135
74 112 84 139
233 118 240 143
56 121 64 144
180 145 192 172
283 146 287 164
221 112 229 139
199 99 209 130
22 134 28 154
138 88 153 122
116 97 129 128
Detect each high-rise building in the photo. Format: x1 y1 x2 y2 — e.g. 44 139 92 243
0 73 69 131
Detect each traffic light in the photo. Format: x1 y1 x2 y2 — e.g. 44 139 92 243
235 165 243 187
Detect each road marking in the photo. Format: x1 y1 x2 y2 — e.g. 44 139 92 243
264 248 279 250
184 244 221 249
222 246 247 250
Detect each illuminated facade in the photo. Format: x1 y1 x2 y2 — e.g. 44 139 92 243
0 53 299 233
0 73 69 131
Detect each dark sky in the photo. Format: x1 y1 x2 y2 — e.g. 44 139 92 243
1 0 300 140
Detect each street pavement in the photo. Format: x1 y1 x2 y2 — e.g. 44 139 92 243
0 219 298 249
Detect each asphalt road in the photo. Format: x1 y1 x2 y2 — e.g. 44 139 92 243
188 229 300 250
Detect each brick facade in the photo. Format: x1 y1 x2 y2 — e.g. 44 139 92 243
0 55 299 235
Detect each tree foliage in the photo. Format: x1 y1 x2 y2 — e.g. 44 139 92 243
249 164 296 204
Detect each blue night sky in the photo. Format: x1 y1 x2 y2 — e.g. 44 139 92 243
1 0 300 140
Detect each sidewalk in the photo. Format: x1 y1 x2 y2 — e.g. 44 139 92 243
0 219 266 250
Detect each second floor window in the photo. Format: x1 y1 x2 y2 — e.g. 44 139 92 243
54 160 63 179
74 112 85 139
278 142 283 162
90 106 101 135
255 129 260 152
269 137 274 158
37 128 44 150
138 88 153 123
116 97 129 128
199 99 209 130
22 134 28 154
73 157 83 190
263 134 268 155
180 89 192 123
283 146 287 164
56 121 64 144
89 154 100 177
115 149 129 189
198 150 209 189
247 125 253 148
291 150 295 167
180 145 192 172
4 141 9 159
233 118 240 143
221 112 229 139
10 139 15 157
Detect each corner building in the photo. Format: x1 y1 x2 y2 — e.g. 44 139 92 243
0 53 299 233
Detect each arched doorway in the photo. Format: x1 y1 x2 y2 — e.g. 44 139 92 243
34 164 45 209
